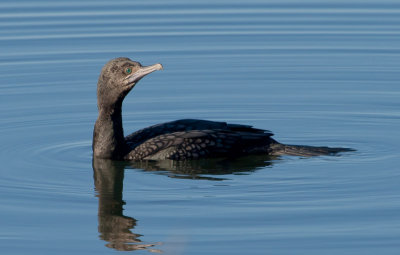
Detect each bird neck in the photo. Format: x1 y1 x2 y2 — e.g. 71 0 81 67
93 102 129 159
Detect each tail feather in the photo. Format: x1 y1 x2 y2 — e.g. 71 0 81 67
270 143 354 157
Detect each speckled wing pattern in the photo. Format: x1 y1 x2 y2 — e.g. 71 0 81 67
125 119 274 160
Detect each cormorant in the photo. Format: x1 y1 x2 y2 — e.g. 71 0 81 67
93 57 352 160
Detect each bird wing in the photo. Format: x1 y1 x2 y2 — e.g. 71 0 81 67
125 129 274 161
125 119 272 148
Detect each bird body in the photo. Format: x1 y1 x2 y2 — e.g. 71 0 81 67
93 58 352 161
124 119 275 160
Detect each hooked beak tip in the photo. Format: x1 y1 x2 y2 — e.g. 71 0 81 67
155 63 163 71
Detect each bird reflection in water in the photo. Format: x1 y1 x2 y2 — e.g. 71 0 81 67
93 158 162 252
93 155 277 251
127 155 277 180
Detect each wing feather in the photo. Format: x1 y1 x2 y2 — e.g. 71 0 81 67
125 129 273 160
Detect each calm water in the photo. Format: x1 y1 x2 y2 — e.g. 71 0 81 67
1 0 400 254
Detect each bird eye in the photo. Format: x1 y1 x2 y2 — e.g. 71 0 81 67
125 67 132 74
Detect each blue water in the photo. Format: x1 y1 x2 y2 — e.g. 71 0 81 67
1 1 400 254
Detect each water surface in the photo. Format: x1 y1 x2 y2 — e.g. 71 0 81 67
1 1 400 254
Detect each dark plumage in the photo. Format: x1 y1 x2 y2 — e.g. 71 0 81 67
93 57 353 161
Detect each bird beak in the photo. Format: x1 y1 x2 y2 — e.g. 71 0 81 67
125 63 163 84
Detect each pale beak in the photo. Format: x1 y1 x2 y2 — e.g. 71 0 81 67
125 63 163 84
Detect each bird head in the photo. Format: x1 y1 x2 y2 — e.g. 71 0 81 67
97 57 163 111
